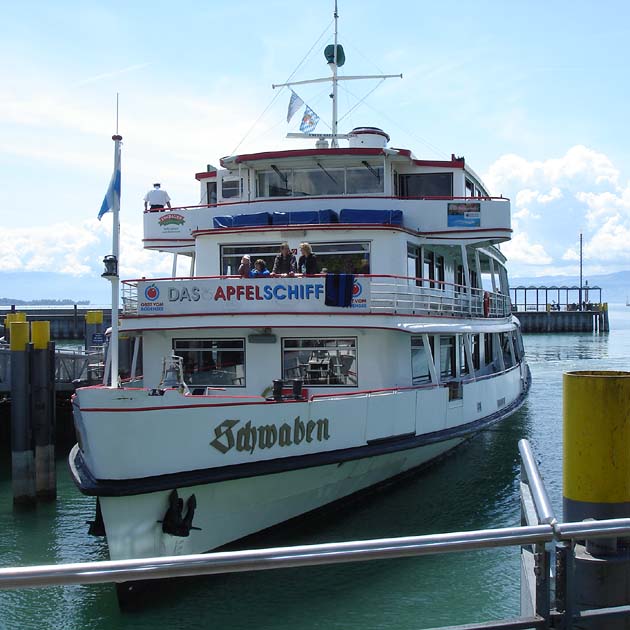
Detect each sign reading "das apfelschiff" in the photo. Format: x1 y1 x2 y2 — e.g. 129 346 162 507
135 278 370 315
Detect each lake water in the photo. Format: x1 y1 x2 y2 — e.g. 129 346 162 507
2 304 630 630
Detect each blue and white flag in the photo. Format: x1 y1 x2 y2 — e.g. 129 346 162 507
286 89 304 123
98 146 121 220
299 106 320 134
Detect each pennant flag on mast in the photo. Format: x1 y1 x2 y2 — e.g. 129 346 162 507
98 144 121 220
286 89 304 123
299 106 320 133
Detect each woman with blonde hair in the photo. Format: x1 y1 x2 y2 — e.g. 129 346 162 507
298 242 318 275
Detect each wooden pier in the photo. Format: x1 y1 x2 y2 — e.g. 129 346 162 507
510 284 609 333
513 308 609 333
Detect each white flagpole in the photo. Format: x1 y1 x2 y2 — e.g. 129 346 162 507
109 133 121 388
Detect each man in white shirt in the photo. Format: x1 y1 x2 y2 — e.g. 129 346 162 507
144 183 172 210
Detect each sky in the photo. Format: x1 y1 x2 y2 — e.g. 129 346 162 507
2 0 630 301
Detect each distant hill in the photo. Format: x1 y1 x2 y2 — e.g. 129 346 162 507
511 270 630 304
0 297 90 306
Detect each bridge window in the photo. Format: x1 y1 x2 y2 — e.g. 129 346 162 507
257 168 292 197
292 167 345 196
346 166 383 194
282 337 357 386
173 338 245 388
256 165 383 198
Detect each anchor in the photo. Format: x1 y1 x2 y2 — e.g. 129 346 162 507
158 489 200 537
86 498 106 537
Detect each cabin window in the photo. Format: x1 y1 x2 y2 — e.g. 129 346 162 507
465 179 475 198
310 241 370 274
407 244 422 286
173 338 245 388
439 335 456 380
472 334 480 370
424 251 434 288
222 178 241 199
346 166 384 194
220 243 283 275
459 336 469 375
398 173 453 198
500 332 515 368
282 337 357 387
411 336 433 384
435 255 445 286
514 329 525 360
484 333 494 367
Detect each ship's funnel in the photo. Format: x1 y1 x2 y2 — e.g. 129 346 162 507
348 127 390 148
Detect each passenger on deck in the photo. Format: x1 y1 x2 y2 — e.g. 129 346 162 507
297 242 318 275
238 255 252 278
144 183 172 210
272 242 296 275
252 259 270 277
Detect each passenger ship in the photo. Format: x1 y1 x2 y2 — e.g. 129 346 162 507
70 13 529 566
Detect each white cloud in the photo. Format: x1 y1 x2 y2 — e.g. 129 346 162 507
501 232 553 265
0 218 171 279
484 145 619 195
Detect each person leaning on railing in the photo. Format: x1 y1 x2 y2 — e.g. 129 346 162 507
298 242 318 275
272 242 296 275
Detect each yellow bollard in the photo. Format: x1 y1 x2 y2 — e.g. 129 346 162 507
31 321 50 350
564 370 630 628
9 321 29 351
564 370 630 522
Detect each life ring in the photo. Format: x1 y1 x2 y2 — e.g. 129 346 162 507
483 291 490 317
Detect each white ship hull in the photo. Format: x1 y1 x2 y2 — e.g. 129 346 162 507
98 438 462 561
70 364 529 561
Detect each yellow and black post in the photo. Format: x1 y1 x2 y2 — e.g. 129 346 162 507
563 370 630 628
31 321 56 500
10 321 35 505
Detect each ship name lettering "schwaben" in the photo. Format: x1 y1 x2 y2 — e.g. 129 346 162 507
210 416 330 454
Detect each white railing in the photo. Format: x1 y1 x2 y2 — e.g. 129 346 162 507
369 277 509 318
121 275 510 319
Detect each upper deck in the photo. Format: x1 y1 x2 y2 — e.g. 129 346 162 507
143 131 511 253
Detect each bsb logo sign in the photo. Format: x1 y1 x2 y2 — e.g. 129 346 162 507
139 283 165 313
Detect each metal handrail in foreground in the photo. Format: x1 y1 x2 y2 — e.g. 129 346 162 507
2 439 630 630
0 525 552 590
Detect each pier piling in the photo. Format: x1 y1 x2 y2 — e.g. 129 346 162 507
10 321 35 506
31 322 56 500
563 370 630 629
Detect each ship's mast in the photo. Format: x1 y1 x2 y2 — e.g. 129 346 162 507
331 1 339 147
272 3 401 147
